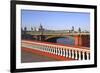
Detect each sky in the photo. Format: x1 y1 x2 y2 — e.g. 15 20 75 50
21 10 90 31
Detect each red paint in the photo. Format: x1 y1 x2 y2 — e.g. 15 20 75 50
74 35 90 47
22 39 89 49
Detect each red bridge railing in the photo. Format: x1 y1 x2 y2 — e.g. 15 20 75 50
22 40 90 60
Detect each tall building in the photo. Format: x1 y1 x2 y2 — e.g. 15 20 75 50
34 27 36 31
72 26 74 31
38 23 44 31
78 27 81 33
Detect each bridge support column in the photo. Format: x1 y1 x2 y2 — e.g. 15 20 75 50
74 35 82 46
74 35 90 47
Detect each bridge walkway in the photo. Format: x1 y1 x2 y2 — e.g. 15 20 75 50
21 40 90 63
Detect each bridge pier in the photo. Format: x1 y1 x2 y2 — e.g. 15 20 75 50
74 35 90 47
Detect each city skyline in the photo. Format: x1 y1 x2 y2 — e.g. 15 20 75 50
21 10 90 31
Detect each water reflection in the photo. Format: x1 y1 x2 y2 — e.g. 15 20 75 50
57 37 75 45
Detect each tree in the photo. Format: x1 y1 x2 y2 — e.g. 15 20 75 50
24 27 27 31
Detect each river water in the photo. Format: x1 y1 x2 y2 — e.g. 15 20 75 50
56 37 75 46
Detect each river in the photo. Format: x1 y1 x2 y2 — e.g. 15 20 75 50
56 37 75 46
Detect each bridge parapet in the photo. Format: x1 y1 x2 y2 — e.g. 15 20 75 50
26 31 90 36
22 40 90 60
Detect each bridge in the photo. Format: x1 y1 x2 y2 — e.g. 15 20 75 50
22 31 90 47
21 40 90 62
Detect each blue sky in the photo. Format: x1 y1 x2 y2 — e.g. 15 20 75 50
21 10 90 31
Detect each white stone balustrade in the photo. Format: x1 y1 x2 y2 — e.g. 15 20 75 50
22 40 90 60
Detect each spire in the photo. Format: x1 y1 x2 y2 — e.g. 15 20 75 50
72 26 74 31
39 23 43 28
78 27 81 33
38 23 44 31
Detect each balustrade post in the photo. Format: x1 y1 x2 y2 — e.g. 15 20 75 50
82 52 85 60
48 47 50 52
72 50 74 59
88 53 90 60
44 47 46 52
59 49 61 56
63 49 65 57
52 47 54 54
59 49 62 56
67 49 69 58
51 47 54 53
87 52 90 60
54 48 56 54
69 49 71 58
60 49 62 56
64 49 66 57
84 52 87 60
65 49 68 57
61 48 63 56
78 51 81 60
50 48 52 53
70 50 72 58
77 51 79 60
55 48 57 55
56 48 58 55
44 47 46 51
61 49 63 56
55 48 58 55
73 50 76 59
47 47 49 52
53 48 55 54
57 48 59 55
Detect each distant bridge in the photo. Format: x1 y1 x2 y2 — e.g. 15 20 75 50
25 31 90 36
22 31 90 47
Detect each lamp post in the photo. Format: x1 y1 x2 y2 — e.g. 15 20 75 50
39 24 44 41
78 27 82 46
